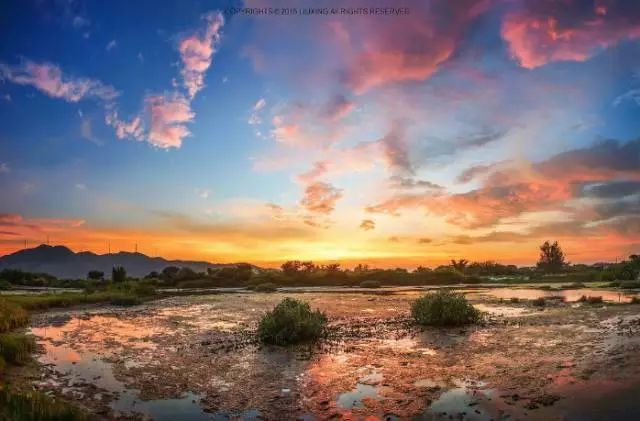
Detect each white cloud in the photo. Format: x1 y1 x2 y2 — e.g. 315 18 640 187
106 40 117 52
195 188 211 199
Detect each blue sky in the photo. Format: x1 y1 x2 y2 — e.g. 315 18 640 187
1 0 639 266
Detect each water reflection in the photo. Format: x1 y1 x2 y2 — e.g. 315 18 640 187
473 288 635 303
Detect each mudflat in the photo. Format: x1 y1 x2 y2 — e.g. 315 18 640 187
19 288 640 420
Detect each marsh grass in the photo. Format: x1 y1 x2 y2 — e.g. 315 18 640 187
0 333 35 365
258 298 327 345
0 300 29 333
0 388 86 421
411 290 480 326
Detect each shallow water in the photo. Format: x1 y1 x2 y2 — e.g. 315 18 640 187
26 290 640 419
472 287 636 303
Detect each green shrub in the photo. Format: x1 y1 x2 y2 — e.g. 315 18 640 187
411 290 480 326
0 280 12 290
258 298 327 345
0 333 35 365
0 388 86 420
359 280 381 288
630 296 640 304
619 281 640 289
132 283 156 296
608 281 621 288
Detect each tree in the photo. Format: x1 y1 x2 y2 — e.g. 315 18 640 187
323 263 341 273
112 266 127 283
162 266 180 280
537 241 566 273
450 259 469 273
281 260 302 276
87 270 104 280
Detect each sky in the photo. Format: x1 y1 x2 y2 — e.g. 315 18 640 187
0 0 639 267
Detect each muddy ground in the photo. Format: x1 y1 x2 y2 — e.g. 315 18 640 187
13 288 640 420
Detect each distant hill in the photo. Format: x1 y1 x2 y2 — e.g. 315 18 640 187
0 245 255 279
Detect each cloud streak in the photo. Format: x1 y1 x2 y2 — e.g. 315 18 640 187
0 60 118 103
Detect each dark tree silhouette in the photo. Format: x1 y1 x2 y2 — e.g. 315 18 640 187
537 241 566 273
87 270 104 280
450 259 469 273
112 266 127 283
281 260 302 276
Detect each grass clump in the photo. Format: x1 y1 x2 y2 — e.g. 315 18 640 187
254 283 278 293
411 290 480 326
0 388 87 421
258 298 327 345
359 280 381 288
0 333 35 365
0 299 29 333
577 295 603 304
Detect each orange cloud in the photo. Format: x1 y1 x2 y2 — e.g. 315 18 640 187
359 219 375 231
367 139 640 229
300 181 343 215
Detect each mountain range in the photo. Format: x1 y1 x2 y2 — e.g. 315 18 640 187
0 245 250 279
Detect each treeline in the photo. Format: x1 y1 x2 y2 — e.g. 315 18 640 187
1 254 639 290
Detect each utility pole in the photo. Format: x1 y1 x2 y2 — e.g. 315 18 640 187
135 243 138 253
108 242 111 254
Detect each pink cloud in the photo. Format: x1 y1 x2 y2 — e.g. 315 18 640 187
502 0 640 69
271 115 301 144
300 181 343 214
146 94 195 149
0 60 118 103
105 111 145 141
179 12 224 98
297 161 330 184
340 0 490 94
321 95 355 121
